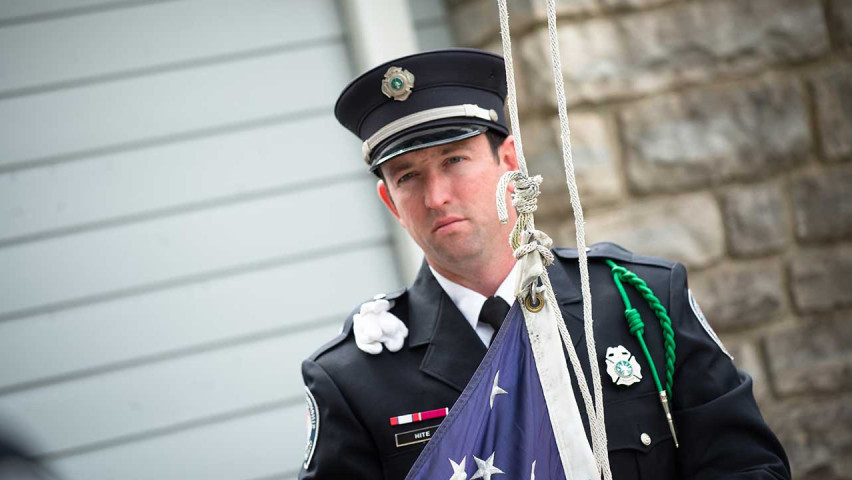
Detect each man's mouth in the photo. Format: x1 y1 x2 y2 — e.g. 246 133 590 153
432 217 465 232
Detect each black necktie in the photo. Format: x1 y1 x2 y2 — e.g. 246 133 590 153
478 296 511 344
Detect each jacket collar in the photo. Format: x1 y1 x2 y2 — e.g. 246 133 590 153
407 261 486 392
405 256 587 392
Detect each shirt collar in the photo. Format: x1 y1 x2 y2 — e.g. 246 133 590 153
429 262 518 331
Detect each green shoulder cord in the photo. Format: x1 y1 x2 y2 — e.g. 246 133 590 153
605 259 680 448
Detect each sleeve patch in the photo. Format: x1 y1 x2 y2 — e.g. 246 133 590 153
688 289 733 360
304 386 319 469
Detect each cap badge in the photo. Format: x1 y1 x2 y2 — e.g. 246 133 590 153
382 66 415 101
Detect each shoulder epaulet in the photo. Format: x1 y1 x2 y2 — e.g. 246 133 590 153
553 242 676 269
308 287 408 361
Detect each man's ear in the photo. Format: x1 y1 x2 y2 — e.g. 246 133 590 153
377 179 402 222
499 135 519 172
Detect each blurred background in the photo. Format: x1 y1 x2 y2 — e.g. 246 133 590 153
0 0 849 479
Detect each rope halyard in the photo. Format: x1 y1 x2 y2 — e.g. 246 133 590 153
496 0 611 477
541 0 612 475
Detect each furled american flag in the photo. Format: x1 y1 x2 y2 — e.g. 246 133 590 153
406 300 597 480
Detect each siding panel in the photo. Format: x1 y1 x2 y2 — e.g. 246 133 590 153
0 114 360 243
0 0 342 93
0 323 339 455
0 0 130 22
0 178 385 318
0 245 396 391
0 42 351 167
48 403 304 480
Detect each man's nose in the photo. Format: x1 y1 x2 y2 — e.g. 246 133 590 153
423 174 452 209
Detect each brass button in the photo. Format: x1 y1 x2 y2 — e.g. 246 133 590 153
640 433 651 446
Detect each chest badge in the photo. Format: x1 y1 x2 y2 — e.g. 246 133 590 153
605 345 642 386
382 66 415 101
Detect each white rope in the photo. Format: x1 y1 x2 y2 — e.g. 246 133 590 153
496 0 612 477
543 0 611 475
496 0 528 177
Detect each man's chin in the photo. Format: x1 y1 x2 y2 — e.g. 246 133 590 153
428 241 486 266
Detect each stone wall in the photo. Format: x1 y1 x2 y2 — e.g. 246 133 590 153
445 0 852 477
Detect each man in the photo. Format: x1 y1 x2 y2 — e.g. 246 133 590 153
298 49 790 479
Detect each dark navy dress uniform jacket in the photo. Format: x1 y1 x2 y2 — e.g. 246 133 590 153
298 243 791 479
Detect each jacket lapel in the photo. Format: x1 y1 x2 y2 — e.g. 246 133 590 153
404 256 586 393
406 262 487 393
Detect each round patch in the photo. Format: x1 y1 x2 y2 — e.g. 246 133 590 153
303 386 319 469
688 289 733 360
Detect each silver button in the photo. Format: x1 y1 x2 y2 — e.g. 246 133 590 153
640 433 651 446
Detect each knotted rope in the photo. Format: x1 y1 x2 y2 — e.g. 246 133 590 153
607 260 676 400
496 0 611 477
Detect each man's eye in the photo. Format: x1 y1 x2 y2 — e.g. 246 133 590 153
446 156 464 165
397 172 416 184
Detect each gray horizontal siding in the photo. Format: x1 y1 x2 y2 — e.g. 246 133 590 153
0 0 148 23
0 245 397 394
0 113 360 245
3 323 339 456
0 0 342 96
49 403 305 480
0 1 404 478
0 41 351 170
0 178 387 319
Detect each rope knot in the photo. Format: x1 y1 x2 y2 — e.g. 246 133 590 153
513 229 555 266
496 171 543 223
512 174 542 215
625 308 644 336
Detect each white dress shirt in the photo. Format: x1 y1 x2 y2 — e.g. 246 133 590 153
429 262 519 346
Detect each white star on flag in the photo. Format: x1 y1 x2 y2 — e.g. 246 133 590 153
449 457 467 480
471 452 504 480
489 371 508 409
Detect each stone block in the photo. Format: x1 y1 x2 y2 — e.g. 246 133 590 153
519 0 829 106
582 192 725 269
523 113 624 216
766 395 852 479
447 0 596 47
620 75 810 193
721 183 789 257
765 311 852 396
789 244 852 313
810 62 852 162
828 0 852 49
688 262 786 332
791 164 852 242
600 0 672 10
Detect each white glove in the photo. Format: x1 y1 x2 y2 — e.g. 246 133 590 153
352 298 409 355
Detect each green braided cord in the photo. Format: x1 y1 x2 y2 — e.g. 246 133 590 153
610 271 665 396
606 259 676 399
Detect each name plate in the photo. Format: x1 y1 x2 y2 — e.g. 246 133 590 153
394 425 440 447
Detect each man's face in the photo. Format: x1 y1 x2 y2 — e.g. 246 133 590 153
377 133 518 272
